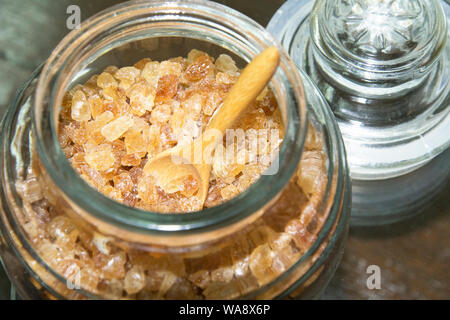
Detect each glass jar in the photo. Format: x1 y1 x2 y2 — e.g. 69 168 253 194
268 0 450 225
0 0 350 299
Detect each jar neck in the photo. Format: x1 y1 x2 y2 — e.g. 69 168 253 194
32 0 307 246
310 0 447 98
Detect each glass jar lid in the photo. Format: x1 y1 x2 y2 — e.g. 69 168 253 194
268 0 450 181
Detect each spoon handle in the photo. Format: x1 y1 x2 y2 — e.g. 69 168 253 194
206 46 280 134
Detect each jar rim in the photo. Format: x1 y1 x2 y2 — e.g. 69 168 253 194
33 0 308 236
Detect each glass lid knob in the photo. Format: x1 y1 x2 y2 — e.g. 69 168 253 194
326 0 434 60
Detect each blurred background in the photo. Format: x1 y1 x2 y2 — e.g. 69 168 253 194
0 0 448 300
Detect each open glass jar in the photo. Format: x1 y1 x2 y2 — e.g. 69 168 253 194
0 0 350 299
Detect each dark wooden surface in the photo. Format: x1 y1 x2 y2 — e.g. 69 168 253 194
0 0 448 300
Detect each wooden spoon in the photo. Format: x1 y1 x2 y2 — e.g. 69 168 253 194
143 46 281 210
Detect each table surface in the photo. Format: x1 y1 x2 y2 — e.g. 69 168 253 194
0 0 448 300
